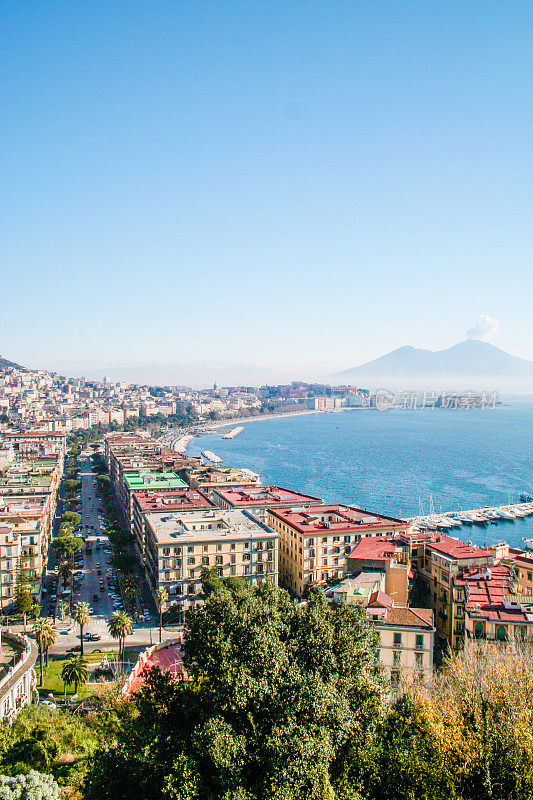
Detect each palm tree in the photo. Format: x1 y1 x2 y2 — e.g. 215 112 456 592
156 588 168 644
107 611 133 664
122 574 140 618
57 600 69 622
61 655 90 696
72 601 91 656
58 560 72 590
42 623 58 668
32 618 53 686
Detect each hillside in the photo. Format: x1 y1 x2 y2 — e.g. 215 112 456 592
0 355 26 372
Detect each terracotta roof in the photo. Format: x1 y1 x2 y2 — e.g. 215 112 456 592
382 607 434 628
132 489 215 513
427 534 492 560
211 485 323 507
347 535 407 562
269 505 408 535
367 590 393 608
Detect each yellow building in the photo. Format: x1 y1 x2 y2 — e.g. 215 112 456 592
268 505 412 597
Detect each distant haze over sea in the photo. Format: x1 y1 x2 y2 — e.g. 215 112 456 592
39 339 533 391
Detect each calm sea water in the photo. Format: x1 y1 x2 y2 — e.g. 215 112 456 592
188 399 533 550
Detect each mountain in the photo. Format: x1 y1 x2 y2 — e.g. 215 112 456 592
327 340 533 390
0 355 26 372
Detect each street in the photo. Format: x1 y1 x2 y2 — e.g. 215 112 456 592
50 450 160 655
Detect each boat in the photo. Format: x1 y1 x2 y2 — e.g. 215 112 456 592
470 513 489 526
499 508 516 520
521 493 533 502
523 538 533 551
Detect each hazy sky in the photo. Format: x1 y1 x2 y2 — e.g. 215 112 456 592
2 1 532 382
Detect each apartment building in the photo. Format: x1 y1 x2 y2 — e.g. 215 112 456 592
210 485 324 521
184 465 261 494
344 535 412 605
268 504 412 596
415 533 493 648
143 509 278 618
368 605 435 686
118 471 187 528
131 489 215 564
454 560 533 644
0 526 20 608
0 500 51 582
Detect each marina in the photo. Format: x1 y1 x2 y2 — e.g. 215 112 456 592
409 501 533 535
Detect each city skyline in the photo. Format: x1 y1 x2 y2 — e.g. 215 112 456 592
3 2 532 376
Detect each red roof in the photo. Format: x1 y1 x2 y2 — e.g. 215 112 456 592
368 590 393 608
456 565 531 623
124 641 185 697
347 535 407 562
132 489 215 513
269 505 408 535
427 533 492 561
211 485 323 507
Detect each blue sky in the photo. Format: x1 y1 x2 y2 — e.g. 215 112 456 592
2 1 532 383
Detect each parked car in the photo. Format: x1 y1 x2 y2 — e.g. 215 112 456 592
92 594 99 602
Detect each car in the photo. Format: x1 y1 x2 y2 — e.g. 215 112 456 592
97 569 102 575
88 633 101 641
92 594 99 602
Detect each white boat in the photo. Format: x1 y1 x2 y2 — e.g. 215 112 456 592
523 538 533 551
499 508 516 520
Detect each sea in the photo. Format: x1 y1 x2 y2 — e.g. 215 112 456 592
188 398 533 550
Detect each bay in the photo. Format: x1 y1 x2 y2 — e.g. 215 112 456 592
188 399 533 550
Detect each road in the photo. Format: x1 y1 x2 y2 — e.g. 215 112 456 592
51 450 161 655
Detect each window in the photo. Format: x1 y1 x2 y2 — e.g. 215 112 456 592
416 634 424 650
188 557 195 565
202 557 209 566
216 556 223 565
217 544 222 552
203 545 208 552
393 651 401 667
187 546 194 553
415 652 423 668
394 632 402 647
528 572 532 582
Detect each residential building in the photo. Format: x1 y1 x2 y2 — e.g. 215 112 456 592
143 509 278 618
131 489 215 564
210 485 324 521
268 504 412 596
0 634 37 722
369 604 435 686
0 526 20 608
185 465 261 494
344 535 412 605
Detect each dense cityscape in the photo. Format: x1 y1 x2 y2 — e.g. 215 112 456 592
0 357 531 798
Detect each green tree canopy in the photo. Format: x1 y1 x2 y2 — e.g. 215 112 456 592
84 582 385 800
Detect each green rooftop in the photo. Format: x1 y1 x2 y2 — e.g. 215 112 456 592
124 471 187 491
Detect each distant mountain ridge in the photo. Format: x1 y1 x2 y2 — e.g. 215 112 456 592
327 340 533 389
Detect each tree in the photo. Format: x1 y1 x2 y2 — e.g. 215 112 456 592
42 623 58 669
52 535 82 562
156 588 168 643
57 561 72 590
107 611 133 664
0 769 60 799
32 619 56 687
84 582 385 800
61 511 81 527
72 602 91 656
14 562 32 629
57 601 69 622
61 655 90 696
122 575 140 617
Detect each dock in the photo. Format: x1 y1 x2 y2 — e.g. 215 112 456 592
201 450 222 464
222 426 244 440
409 501 533 532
